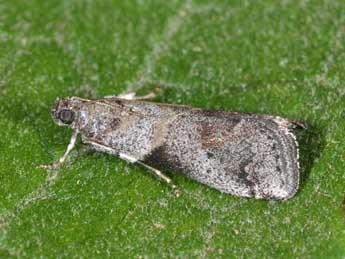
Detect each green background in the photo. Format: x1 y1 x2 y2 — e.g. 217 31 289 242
1 0 345 258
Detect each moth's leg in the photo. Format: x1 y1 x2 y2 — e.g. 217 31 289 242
105 92 156 100
39 131 78 170
82 140 181 196
129 92 156 100
116 92 136 100
136 160 181 197
118 152 181 197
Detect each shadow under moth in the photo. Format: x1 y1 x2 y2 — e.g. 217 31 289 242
41 92 303 200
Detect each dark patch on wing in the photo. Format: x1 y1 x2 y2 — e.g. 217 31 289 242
237 170 255 188
143 145 183 173
237 159 256 189
110 118 121 129
197 118 241 149
207 152 215 159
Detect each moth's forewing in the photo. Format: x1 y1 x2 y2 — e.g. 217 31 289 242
144 109 299 200
77 98 299 200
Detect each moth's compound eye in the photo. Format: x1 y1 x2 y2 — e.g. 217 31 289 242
59 109 75 124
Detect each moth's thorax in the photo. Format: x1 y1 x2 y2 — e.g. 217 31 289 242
79 104 124 137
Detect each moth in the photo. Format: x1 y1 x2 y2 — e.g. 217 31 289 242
41 92 303 200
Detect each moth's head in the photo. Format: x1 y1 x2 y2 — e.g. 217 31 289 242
51 97 82 128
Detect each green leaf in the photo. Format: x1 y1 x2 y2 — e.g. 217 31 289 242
1 0 345 258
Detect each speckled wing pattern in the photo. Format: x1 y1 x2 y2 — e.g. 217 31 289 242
142 108 300 200
77 98 300 200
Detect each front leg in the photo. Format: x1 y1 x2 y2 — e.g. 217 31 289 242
40 131 79 170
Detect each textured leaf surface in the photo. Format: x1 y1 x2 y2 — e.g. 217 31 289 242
1 0 345 258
